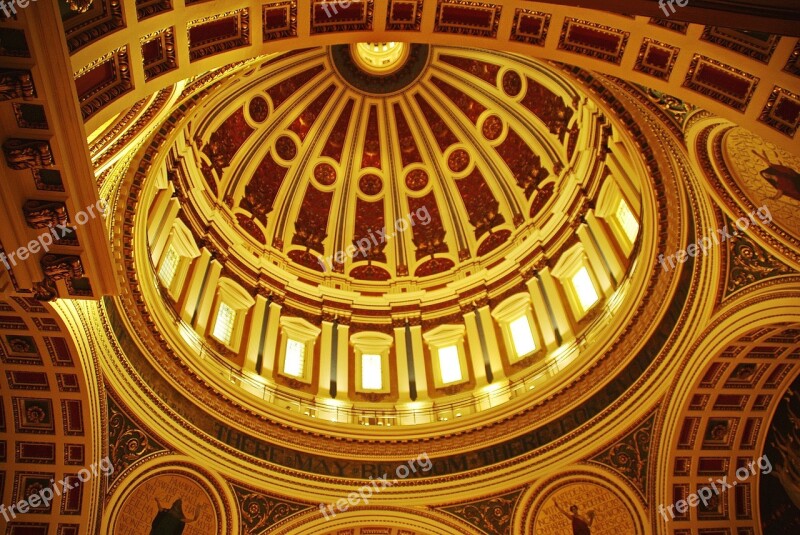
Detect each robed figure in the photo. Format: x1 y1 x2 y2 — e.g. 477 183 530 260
150 498 200 535
555 501 596 535
752 150 800 202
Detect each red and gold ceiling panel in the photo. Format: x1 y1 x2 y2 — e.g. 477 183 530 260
175 46 592 289
0 299 95 533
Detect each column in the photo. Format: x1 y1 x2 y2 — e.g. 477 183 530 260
408 325 429 398
538 267 575 343
179 248 211 323
586 212 625 281
151 198 180 261
243 295 267 374
333 323 350 397
477 305 504 379
527 277 559 351
577 224 614 297
318 321 335 397
464 311 489 386
260 301 282 379
147 186 174 243
193 259 222 335
394 326 414 402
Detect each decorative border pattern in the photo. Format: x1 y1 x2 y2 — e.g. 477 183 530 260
63 0 126 54
263 1 298 41
434 0 502 38
784 41 800 76
135 0 173 21
758 85 800 138
387 0 423 31
682 55 759 112
510 8 550 47
188 9 251 62
310 0 374 34
141 27 177 82
74 46 133 121
634 38 679 81
700 27 781 64
558 18 629 65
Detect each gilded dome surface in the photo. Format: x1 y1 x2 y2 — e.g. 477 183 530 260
115 41 684 452
181 46 584 290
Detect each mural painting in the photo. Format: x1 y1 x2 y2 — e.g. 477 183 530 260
723 128 800 237
760 375 800 534
114 473 217 534
534 481 636 535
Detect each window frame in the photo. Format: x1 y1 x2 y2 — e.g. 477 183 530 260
277 317 321 384
552 245 602 321
350 332 393 395
211 301 237 346
490 293 542 363
422 325 469 389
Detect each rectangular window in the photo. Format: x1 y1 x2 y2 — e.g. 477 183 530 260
283 338 306 378
572 267 599 312
361 353 383 390
158 247 179 287
439 345 462 384
616 198 639 243
509 315 536 357
212 302 236 345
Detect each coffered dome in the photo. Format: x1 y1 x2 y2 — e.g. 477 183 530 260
122 42 665 437
177 46 592 289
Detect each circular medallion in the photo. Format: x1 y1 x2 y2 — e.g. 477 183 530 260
482 115 503 140
405 169 429 191
448 149 470 173
275 136 297 161
314 163 337 186
248 96 269 123
359 174 383 195
502 71 523 97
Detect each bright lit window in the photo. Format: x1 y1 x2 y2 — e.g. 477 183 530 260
283 338 306 378
509 315 536 357
616 198 639 243
158 246 179 287
439 345 462 384
572 267 599 312
212 302 236 345
361 354 383 390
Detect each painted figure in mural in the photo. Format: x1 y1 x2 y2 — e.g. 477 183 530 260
150 498 200 535
555 501 596 535
771 389 800 510
752 150 800 202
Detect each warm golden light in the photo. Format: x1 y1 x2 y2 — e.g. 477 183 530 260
352 42 409 74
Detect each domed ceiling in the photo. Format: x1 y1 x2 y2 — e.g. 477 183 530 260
115 40 675 443
182 45 580 287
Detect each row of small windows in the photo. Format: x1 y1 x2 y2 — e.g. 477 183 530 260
203 262 609 390
153 175 640 398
